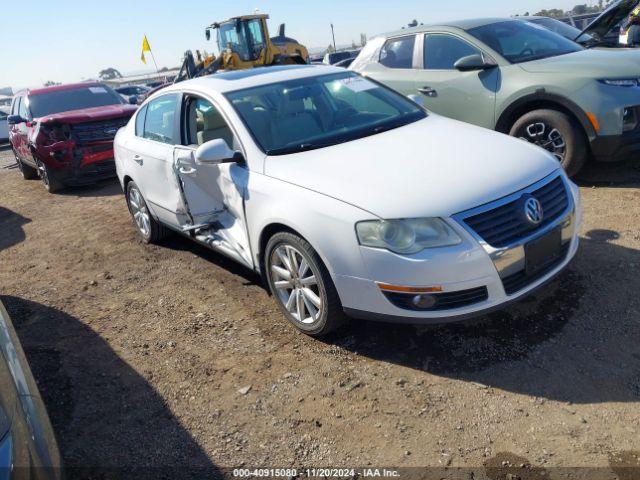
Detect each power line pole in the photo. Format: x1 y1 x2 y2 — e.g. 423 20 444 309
331 23 337 52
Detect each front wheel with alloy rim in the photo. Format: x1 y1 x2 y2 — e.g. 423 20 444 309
35 158 63 193
126 181 169 243
265 232 347 337
509 109 587 177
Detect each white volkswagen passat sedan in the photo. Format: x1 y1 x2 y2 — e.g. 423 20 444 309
114 65 581 337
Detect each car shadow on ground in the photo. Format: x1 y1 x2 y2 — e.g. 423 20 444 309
57 178 122 198
575 158 640 187
327 230 640 405
2 295 223 480
0 206 31 252
158 234 264 288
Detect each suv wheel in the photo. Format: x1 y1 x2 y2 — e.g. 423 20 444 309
509 109 587 177
125 181 169 243
15 153 38 180
35 159 63 193
265 232 347 337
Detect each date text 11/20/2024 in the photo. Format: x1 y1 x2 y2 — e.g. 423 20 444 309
232 468 401 477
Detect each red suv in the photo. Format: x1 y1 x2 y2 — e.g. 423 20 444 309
8 82 137 192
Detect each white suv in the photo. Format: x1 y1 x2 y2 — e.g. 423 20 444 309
114 65 581 337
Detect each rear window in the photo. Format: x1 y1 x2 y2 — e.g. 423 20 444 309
28 85 123 118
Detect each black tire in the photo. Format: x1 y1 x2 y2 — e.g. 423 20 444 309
264 232 347 337
35 158 64 193
15 153 38 180
509 109 587 177
125 181 169 244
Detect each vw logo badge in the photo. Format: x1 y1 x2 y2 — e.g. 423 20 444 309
524 196 544 225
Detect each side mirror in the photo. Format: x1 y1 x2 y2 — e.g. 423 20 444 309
128 95 139 105
194 139 241 165
407 94 425 107
205 28 211 41
454 54 497 72
7 115 26 125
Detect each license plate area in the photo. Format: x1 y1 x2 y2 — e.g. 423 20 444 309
525 229 562 275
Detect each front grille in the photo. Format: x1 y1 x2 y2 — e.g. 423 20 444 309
502 242 570 295
383 286 489 312
463 176 569 248
70 118 129 143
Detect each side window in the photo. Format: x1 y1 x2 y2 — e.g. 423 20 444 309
184 96 234 148
143 94 178 144
135 105 148 137
18 97 29 119
11 97 21 116
423 34 480 70
379 35 415 69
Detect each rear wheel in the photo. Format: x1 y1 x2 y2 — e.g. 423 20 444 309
509 109 587 177
265 232 347 337
35 158 64 193
126 181 169 243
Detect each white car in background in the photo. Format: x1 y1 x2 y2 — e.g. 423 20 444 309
0 107 9 141
114 65 581 337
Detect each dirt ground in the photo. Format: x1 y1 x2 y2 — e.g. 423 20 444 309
1 143 640 479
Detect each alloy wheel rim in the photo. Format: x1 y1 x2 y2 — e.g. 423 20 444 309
519 122 566 162
270 244 323 325
37 161 49 186
128 187 151 237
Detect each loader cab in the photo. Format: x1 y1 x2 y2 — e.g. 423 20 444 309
207 16 269 63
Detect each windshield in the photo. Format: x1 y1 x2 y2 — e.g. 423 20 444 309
225 71 427 155
528 17 594 43
467 20 583 63
217 18 265 62
28 85 123 118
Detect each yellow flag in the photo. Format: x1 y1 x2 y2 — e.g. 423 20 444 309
141 35 152 64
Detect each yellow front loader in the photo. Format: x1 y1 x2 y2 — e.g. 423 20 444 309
175 14 309 83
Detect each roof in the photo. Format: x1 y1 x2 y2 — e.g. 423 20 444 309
23 81 104 97
161 65 345 94
381 17 515 37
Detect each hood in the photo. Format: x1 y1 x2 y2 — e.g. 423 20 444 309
264 116 559 219
580 0 640 40
36 104 137 125
518 47 640 75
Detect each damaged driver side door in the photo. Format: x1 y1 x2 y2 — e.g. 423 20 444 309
173 94 252 268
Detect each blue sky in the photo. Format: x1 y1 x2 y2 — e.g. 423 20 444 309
0 0 582 89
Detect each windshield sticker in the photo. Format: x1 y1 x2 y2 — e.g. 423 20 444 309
339 77 377 92
89 87 108 94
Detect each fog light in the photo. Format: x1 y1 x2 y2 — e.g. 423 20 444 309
412 294 437 309
623 107 638 131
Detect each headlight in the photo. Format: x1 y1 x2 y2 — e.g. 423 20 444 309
356 218 462 254
599 78 640 87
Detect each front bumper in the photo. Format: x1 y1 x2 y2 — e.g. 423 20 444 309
336 172 582 324
590 128 640 162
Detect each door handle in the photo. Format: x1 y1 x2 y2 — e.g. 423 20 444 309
418 86 438 97
133 155 143 165
179 166 197 175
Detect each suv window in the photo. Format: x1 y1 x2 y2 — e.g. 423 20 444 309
144 94 178 144
28 85 123 118
11 97 21 116
379 35 415 69
18 97 29 119
423 34 480 70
